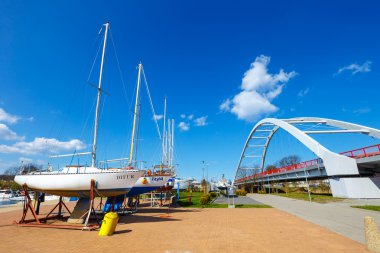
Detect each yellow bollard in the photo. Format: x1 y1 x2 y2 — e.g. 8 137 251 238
99 212 119 236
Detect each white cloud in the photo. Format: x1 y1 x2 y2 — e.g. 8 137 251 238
0 108 20 124
353 108 371 114
180 114 186 119
194 116 208 127
220 55 296 122
187 114 194 120
220 99 232 111
297 88 310 98
240 56 295 91
0 123 25 141
229 90 278 121
0 137 86 155
178 122 190 132
153 114 164 121
336 61 372 75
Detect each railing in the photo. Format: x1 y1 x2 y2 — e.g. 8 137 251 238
235 144 380 183
339 144 380 159
235 158 320 183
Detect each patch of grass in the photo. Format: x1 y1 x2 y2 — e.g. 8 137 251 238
177 191 205 208
204 204 228 208
351 205 380 212
272 192 344 203
177 192 272 208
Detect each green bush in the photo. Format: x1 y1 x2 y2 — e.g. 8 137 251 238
0 179 21 190
236 189 247 196
209 192 217 199
200 194 210 205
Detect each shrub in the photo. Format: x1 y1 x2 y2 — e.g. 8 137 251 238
200 194 210 205
258 190 266 194
319 181 331 193
235 189 247 196
209 192 217 199
0 179 21 190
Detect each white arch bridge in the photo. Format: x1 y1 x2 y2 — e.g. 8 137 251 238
233 117 380 198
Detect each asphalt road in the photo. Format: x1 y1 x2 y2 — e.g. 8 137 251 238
248 193 380 244
213 195 264 205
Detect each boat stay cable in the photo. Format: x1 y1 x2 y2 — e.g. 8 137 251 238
109 27 133 120
78 98 97 146
86 35 103 85
141 65 162 140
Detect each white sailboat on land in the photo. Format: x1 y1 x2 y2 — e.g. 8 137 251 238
14 22 144 197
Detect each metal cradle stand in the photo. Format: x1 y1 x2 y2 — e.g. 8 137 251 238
13 181 99 230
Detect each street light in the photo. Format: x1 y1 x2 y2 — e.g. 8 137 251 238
202 161 210 193
202 161 205 180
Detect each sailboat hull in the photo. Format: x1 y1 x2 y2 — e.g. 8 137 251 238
14 169 145 197
127 175 174 196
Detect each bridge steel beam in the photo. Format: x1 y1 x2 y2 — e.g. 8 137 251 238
234 117 380 198
285 117 380 139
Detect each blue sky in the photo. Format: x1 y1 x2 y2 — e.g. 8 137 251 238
0 0 380 180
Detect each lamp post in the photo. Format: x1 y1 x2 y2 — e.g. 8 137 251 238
202 161 210 193
202 161 205 180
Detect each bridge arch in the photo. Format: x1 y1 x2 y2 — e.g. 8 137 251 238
233 117 380 183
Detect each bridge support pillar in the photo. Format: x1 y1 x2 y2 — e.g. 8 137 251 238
329 177 380 198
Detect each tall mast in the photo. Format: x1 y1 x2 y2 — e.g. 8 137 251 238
171 118 175 168
129 62 143 166
92 22 109 167
161 98 167 165
167 119 171 165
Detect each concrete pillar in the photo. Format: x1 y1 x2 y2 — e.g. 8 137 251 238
329 177 380 198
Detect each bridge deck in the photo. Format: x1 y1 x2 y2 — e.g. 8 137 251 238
235 144 380 185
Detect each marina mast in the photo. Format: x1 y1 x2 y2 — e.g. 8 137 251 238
129 62 143 166
162 98 167 165
92 22 109 167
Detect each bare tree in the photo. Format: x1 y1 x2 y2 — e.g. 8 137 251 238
265 164 276 171
4 163 42 175
278 155 301 167
4 166 20 176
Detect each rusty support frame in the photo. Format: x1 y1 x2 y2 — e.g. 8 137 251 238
19 183 40 224
83 179 100 229
14 182 99 231
44 196 71 219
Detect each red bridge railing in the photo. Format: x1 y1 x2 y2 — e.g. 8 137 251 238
235 144 380 183
339 144 380 159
